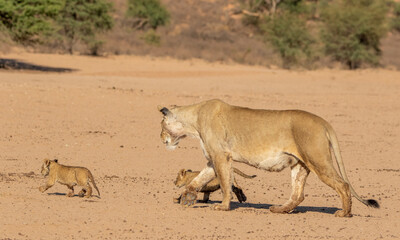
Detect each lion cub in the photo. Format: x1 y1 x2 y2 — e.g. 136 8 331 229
173 168 256 204
39 159 100 198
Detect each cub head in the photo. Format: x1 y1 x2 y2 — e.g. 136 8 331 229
41 159 58 176
158 106 186 150
174 169 192 188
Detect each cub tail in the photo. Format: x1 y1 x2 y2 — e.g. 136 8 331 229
233 167 256 179
88 171 101 198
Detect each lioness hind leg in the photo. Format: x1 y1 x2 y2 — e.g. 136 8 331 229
270 162 309 214
315 169 352 217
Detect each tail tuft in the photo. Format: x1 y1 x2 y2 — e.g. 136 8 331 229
367 199 380 208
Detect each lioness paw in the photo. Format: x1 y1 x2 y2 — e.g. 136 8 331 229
212 204 230 211
39 186 45 193
180 190 197 207
334 210 352 218
269 205 291 213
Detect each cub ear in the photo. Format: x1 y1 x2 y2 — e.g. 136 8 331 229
53 159 58 163
44 159 51 166
179 169 186 176
187 169 192 172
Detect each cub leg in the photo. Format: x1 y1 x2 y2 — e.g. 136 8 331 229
39 175 56 193
198 192 211 203
232 185 247 203
78 189 87 198
270 162 309 214
66 185 75 197
211 153 233 211
181 162 216 207
84 184 93 198
173 195 182 203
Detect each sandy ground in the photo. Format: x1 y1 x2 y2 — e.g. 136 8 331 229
0 52 399 240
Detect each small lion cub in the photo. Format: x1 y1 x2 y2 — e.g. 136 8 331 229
39 159 100 198
173 168 256 204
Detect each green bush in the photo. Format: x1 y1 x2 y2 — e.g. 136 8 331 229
57 0 114 54
392 2 400 32
126 0 170 29
261 12 315 68
0 0 61 43
321 0 388 69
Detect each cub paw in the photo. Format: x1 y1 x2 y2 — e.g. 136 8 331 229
180 190 197 207
78 190 86 198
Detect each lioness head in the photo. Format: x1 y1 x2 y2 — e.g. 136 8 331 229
41 159 58 176
158 106 186 150
174 169 192 188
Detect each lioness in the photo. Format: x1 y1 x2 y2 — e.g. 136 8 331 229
39 159 100 198
159 99 379 217
173 168 256 204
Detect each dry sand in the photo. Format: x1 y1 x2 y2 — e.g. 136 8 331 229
0 52 399 239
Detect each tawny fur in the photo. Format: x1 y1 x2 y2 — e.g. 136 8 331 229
173 168 256 204
39 159 100 198
159 99 379 217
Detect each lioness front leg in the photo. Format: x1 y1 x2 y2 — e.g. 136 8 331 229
211 153 233 211
270 163 309 214
181 163 216 207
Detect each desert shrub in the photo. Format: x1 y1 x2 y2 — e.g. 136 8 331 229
57 0 114 54
260 11 315 68
126 0 170 30
0 0 61 43
279 0 309 15
141 30 161 46
320 0 388 69
392 2 400 32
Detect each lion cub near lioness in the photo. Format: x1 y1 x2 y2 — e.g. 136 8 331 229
39 159 100 198
173 168 256 204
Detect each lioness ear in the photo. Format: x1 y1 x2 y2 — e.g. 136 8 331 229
53 159 58 163
159 107 171 116
179 169 186 176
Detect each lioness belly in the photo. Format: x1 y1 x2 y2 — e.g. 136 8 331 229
234 151 297 172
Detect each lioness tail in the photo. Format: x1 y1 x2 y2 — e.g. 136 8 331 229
326 124 379 209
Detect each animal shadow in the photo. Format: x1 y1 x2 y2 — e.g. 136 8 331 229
232 202 340 215
193 201 340 215
47 192 100 199
0 58 75 72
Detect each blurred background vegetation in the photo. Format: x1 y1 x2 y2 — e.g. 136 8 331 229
1 0 399 69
